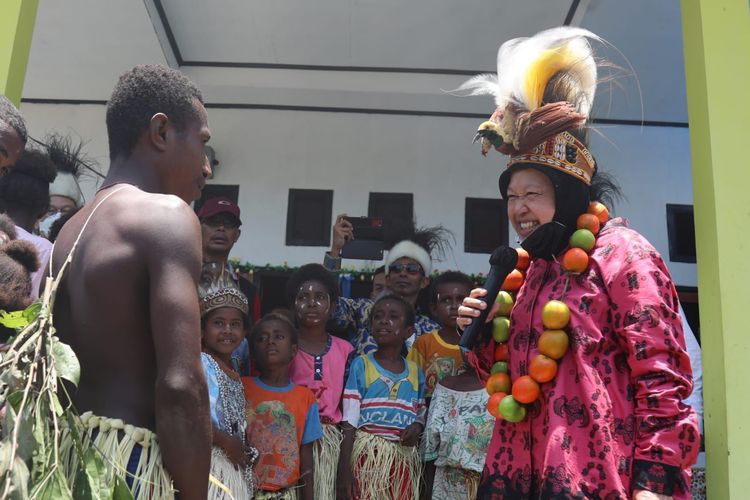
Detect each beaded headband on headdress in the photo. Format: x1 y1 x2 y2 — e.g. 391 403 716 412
198 262 249 316
200 286 249 316
457 27 601 185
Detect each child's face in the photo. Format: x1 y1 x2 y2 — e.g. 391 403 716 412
294 280 331 327
430 282 471 329
252 319 297 367
371 299 413 349
202 307 245 358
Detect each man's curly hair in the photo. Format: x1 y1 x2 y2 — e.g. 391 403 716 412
106 65 203 160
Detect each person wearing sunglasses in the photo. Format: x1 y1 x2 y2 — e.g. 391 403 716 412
324 219 442 355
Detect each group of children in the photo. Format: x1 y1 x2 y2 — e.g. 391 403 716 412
198 263 494 499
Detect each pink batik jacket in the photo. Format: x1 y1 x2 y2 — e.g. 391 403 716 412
471 219 699 499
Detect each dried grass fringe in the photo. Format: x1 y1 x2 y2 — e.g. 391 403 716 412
59 412 174 499
351 430 421 500
208 446 252 499
314 423 342 500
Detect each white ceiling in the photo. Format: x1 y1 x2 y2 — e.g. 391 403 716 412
21 0 688 124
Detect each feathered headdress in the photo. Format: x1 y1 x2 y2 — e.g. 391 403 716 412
458 27 600 185
45 133 90 208
198 262 249 316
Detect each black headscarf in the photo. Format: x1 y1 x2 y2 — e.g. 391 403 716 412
499 164 589 260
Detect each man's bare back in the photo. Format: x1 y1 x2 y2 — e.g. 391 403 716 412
47 64 213 498
52 185 203 430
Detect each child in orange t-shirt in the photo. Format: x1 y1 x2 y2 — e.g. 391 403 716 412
242 313 322 500
408 271 473 404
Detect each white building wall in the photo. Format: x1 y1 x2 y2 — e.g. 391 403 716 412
19 102 696 287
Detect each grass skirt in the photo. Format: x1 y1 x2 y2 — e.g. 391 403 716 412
208 446 252 500
60 411 174 499
254 487 297 499
315 423 342 500
351 430 421 500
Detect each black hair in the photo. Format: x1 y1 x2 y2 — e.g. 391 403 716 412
47 209 78 243
370 292 416 329
0 148 57 216
106 65 203 161
373 265 385 275
249 312 299 345
430 271 474 304
284 263 339 307
588 168 623 210
0 239 39 311
44 132 97 179
0 214 17 240
0 96 27 145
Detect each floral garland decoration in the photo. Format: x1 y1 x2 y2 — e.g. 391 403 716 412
485 202 610 422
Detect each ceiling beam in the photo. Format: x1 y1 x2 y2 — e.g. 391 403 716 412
142 0 181 67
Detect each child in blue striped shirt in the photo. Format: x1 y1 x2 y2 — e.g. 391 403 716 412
338 293 425 499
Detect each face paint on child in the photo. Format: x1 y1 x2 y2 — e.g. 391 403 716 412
294 281 331 325
371 299 411 345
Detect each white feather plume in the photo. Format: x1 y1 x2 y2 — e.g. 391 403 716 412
457 27 600 118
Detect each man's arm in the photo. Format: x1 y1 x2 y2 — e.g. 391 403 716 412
147 200 211 499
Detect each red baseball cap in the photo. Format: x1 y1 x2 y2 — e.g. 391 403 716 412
197 197 242 225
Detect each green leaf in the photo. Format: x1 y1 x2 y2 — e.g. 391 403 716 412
5 391 23 412
0 309 30 329
113 476 135 500
0 441 30 500
73 447 113 500
21 302 41 323
37 468 73 500
51 339 80 387
31 399 51 485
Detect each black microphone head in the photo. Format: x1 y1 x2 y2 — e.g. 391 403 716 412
489 246 519 269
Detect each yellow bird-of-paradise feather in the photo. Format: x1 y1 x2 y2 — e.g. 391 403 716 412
522 44 581 111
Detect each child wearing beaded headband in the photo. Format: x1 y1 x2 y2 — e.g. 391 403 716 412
199 281 257 499
457 27 699 499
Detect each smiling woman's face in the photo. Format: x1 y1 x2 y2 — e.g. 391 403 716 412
506 168 556 240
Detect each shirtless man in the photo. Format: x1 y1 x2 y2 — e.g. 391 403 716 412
52 65 212 498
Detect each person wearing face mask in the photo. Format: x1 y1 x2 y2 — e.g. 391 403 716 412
455 28 698 499
38 133 88 240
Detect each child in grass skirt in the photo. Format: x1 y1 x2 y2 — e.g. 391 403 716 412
338 294 426 499
286 264 354 499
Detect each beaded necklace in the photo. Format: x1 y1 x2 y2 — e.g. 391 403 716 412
485 202 609 422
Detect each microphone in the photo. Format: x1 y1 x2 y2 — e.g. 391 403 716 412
459 246 519 353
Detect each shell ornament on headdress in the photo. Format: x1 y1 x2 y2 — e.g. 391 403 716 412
198 262 249 316
458 27 600 185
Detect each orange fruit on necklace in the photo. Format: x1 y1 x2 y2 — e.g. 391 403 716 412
541 300 570 329
515 247 531 271
494 342 509 362
486 372 511 395
512 375 541 404
529 354 558 383
501 269 524 293
538 329 570 360
562 247 589 273
577 213 601 235
486 391 507 419
588 201 609 224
